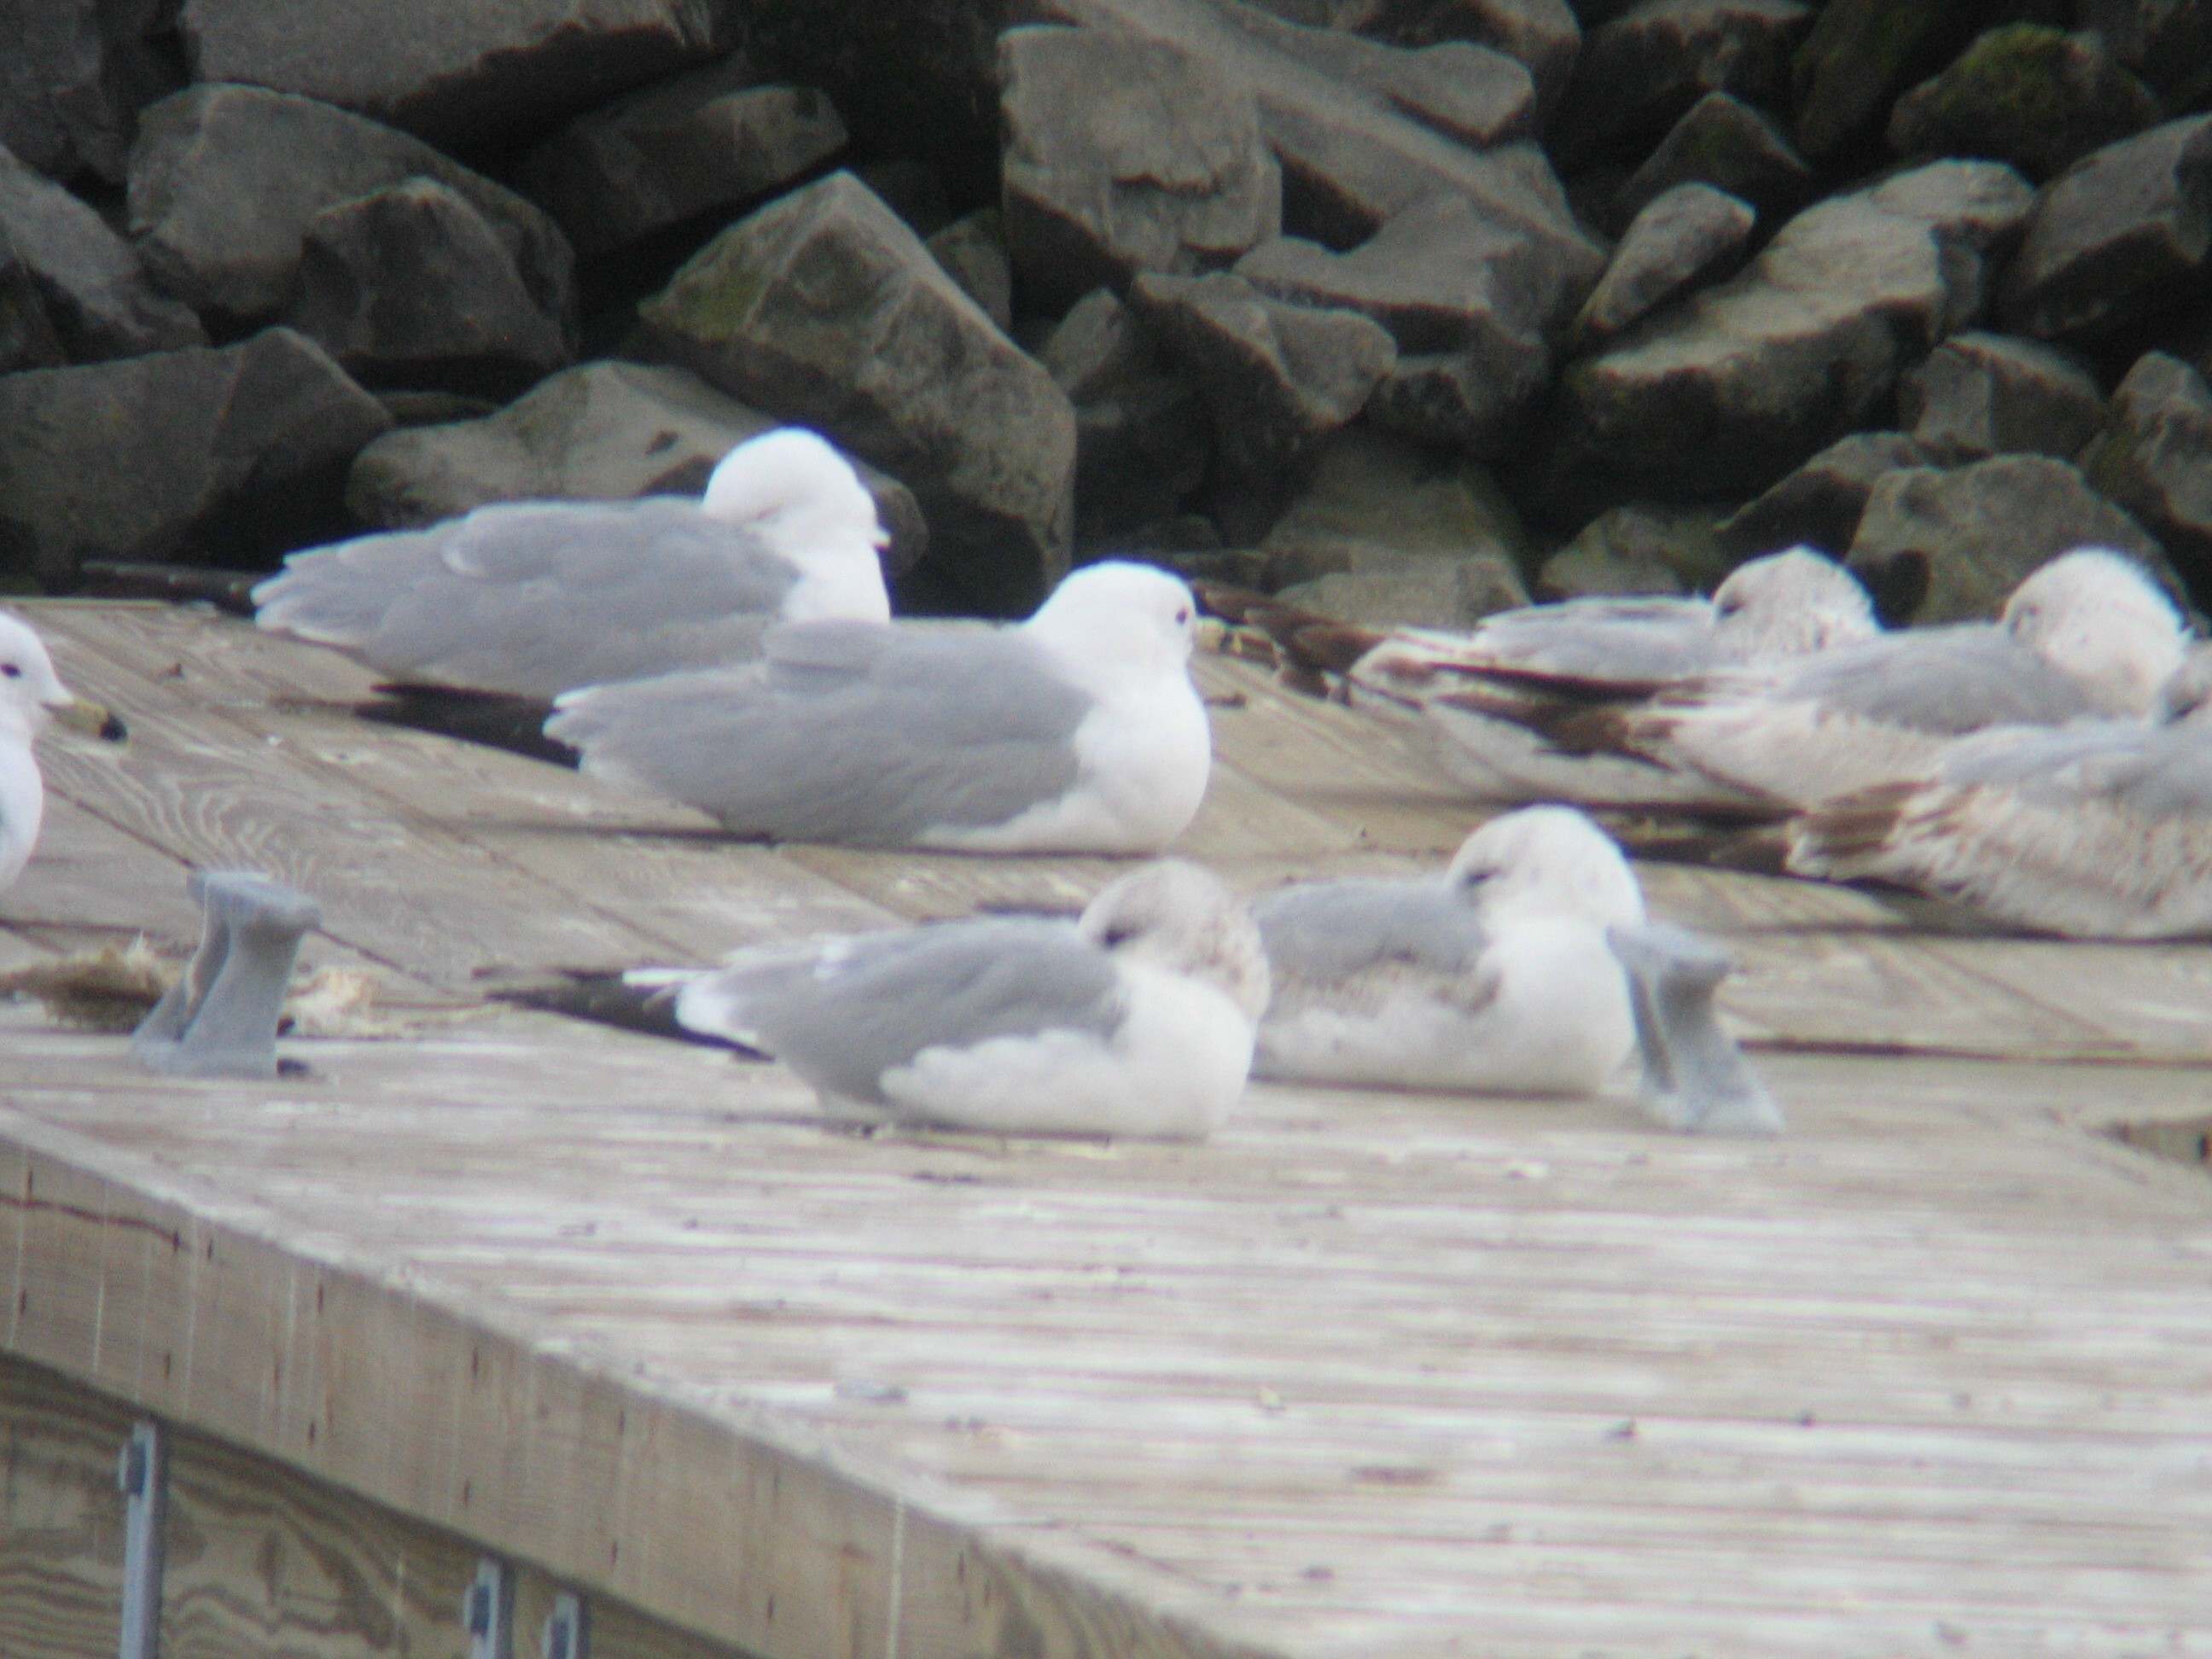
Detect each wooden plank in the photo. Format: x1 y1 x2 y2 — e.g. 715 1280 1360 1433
0 1354 131 1659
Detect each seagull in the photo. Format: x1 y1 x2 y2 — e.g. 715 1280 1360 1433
547 560 1214 853
1513 549 2191 816
1341 547 1882 808
252 427 892 700
654 861 1272 1138
0 612 125 894
1252 806 1648 1094
1785 645 2212 939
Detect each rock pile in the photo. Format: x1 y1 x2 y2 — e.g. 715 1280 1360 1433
3 0 2210 627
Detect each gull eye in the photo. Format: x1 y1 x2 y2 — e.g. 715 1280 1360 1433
1714 597 1744 620
0 663 18 678
1174 607 1190 625
1100 925 1138 948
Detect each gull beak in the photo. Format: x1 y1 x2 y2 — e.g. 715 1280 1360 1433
49 696 128 742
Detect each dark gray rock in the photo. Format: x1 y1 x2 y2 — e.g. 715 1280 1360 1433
1896 330 2105 464
127 84 575 335
927 208 1013 334
1545 160 2037 509
1033 0 1603 278
2000 116 2212 344
637 170 1076 613
0 139 202 359
280 178 572 398
2081 352 2212 572
0 326 391 587
345 358 925 573
1714 430 1932 560
1845 453 2166 623
1276 550 1527 626
1790 0 2002 165
1042 288 1210 544
1554 0 1813 168
1228 5 1537 145
1574 181 1754 343
1352 0 1583 119
178 0 744 152
1235 192 1560 453
998 26 1281 317
1888 26 2160 183
1131 270 1395 495
1537 503 1725 597
0 233 66 371
515 61 847 260
1610 90 1810 233
2080 0 2212 109
0 0 178 184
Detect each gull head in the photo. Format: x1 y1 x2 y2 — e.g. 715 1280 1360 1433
2003 548 2188 716
1080 859 1272 1022
0 612 113 737
1709 547 1880 664
1446 806 1647 929
1022 561 1200 688
701 428 891 619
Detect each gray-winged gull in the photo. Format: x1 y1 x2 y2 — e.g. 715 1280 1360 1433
1252 806 1648 1093
1345 547 1882 808
547 560 1213 853
1785 645 2212 938
252 427 891 699
651 860 1271 1138
0 612 125 893
1512 549 2191 815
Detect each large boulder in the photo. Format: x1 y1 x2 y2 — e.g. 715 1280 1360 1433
1845 453 2168 623
515 60 847 260
2000 115 2212 344
1537 502 1725 597
1225 5 1538 146
1887 26 2160 183
176 0 745 152
1714 430 1931 562
1896 330 2105 464
0 140 203 360
1129 269 1395 501
1349 0 1581 118
1234 192 1559 454
0 327 391 587
280 178 573 397
1553 0 1813 168
2081 352 2212 573
1040 288 1210 545
1543 160 2036 510
1609 90 1810 233
127 84 575 335
1573 181 1754 344
637 170 1076 613
998 26 1281 318
345 358 925 572
0 0 177 184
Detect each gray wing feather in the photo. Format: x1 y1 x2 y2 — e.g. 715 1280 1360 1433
1942 720 2212 819
1775 628 2097 734
255 498 802 697
547 623 1091 845
684 919 1122 1103
1254 878 1486 987
1465 597 1717 684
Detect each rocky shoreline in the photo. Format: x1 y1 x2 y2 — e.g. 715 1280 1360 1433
3 0 2209 625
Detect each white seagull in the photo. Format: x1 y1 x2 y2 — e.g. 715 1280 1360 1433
252 427 892 699
1252 806 1648 1094
657 861 1272 1138
1785 645 2212 938
0 613 123 894
547 560 1214 853
1523 549 2191 815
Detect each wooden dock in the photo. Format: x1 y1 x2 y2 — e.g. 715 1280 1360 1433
3 598 2210 1659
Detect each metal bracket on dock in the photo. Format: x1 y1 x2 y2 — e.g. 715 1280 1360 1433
465 1557 515 1659
117 1418 166 1659
542 1591 588 1659
131 870 321 1079
1607 923 1784 1136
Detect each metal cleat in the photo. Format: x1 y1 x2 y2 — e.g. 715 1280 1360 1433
132 871 322 1078
1606 923 1783 1136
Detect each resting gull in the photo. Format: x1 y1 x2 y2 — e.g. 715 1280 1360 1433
653 860 1271 1138
548 560 1212 853
1511 549 2191 816
1252 806 1647 1094
1785 646 2212 938
1343 548 1881 808
252 427 891 700
0 613 125 893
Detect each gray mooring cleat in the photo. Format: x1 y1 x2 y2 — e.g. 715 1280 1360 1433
131 872 322 1078
1606 923 1783 1135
